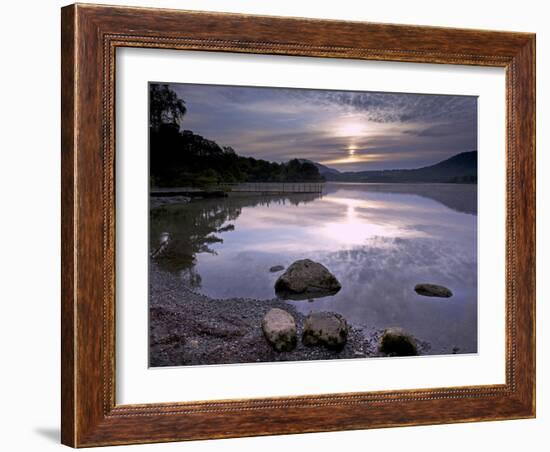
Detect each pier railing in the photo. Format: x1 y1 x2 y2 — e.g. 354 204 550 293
218 182 324 194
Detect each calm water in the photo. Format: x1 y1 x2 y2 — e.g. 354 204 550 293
150 183 478 355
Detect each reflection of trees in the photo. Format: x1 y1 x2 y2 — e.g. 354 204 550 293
237 192 321 207
149 192 322 282
150 201 240 275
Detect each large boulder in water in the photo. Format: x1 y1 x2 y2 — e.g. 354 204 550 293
302 312 348 349
261 308 297 352
414 283 453 298
379 327 418 356
274 259 341 299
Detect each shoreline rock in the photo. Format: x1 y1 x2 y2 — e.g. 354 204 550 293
262 308 297 352
379 327 418 356
302 312 348 349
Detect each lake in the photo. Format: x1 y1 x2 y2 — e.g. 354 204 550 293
150 182 478 355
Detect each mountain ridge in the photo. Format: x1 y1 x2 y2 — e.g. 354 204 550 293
305 151 477 184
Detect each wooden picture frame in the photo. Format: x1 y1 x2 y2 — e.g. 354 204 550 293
61 3 535 447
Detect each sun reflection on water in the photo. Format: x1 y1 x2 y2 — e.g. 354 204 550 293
318 195 420 246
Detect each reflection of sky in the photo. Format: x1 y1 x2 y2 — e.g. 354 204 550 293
168 83 477 171
229 189 473 252
191 184 477 354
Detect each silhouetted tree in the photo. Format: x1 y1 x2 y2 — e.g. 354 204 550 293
149 84 187 131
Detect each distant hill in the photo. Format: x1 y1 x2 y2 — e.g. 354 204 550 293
324 151 477 184
297 159 341 178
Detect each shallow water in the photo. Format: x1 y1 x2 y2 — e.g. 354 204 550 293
150 182 478 355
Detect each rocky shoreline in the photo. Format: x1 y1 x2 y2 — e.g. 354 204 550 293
149 263 388 367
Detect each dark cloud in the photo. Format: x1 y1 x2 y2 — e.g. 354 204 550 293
282 89 477 124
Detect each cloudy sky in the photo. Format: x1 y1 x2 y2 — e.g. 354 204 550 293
166 82 477 172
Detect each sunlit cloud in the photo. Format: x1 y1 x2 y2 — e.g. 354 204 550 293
332 115 371 138
320 153 384 166
320 151 415 167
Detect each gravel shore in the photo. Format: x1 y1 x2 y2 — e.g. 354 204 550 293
149 263 383 367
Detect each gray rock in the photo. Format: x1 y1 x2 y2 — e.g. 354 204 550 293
150 196 191 208
275 259 341 299
261 308 297 352
269 265 285 273
302 312 348 349
414 283 453 298
379 327 418 356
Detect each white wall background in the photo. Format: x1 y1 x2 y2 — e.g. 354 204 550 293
0 1 546 451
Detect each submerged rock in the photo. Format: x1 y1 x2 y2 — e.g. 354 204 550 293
269 265 285 273
379 327 418 356
150 232 171 259
261 308 297 352
275 259 341 299
302 312 348 349
150 196 191 208
414 283 453 298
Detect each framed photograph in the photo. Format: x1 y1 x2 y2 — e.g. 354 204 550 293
61 3 535 447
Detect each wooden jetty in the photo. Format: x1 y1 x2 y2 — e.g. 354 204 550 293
219 182 324 194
